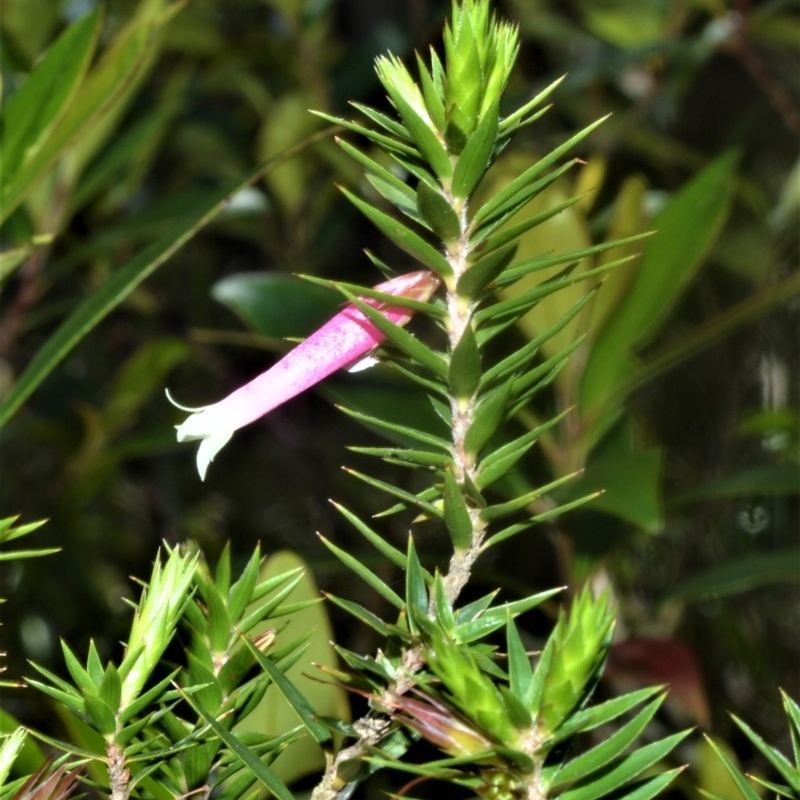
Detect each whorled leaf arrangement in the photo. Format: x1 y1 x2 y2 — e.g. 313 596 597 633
304 1 685 799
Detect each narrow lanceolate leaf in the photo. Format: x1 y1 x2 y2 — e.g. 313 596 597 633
480 471 582 522
342 292 448 379
555 731 691 800
612 768 686 800
550 696 665 787
506 618 534 700
312 109 417 157
366 174 423 224
475 411 567 490
0 9 100 206
469 159 580 246
495 232 654 287
552 687 665 747
324 593 393 637
417 180 462 242
449 325 481 401
348 445 447 470
331 501 408 571
0 132 335 426
731 714 800 792
349 102 414 140
179 689 297 800
405 539 430 635
472 116 609 228
451 104 499 199
335 138 416 209
340 187 452 277
464 381 513 457
245 637 332 746
702 735 762 800
337 404 450 451
498 75 565 136
318 534 404 609
443 466 474 551
343 467 442 518
457 242 517 297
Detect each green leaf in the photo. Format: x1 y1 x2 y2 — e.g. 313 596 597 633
731 714 800 792
180 689 296 800
376 58 453 179
551 687 664 746
556 731 690 800
476 411 566 490
472 116 609 229
449 325 481 400
245 641 332 747
340 187 452 277
667 549 800 602
702 735 762 800
324 594 393 638
405 538 429 634
457 242 517 297
343 466 442 518
417 180 461 242
0 130 334 426
212 273 339 340
580 150 739 430
0 9 101 209
443 466 474 551
331 502 408 571
464 380 512 456
336 403 449 451
611 768 686 800
480 471 581 522
342 292 448 379
506 618 533 700
318 535 404 609
451 104 499 199
551 696 664 787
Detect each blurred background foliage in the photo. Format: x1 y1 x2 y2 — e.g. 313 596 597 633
0 0 798 792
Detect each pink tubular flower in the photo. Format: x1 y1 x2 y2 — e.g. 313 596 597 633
170 270 440 480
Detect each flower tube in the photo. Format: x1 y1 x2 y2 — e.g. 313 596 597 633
171 270 440 479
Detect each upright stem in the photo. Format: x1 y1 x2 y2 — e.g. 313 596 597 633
442 191 488 601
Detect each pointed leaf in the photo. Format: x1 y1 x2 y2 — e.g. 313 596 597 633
452 104 499 199
449 325 481 400
340 187 452 277
443 466 474 551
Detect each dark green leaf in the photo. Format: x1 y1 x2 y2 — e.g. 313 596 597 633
556 731 690 800
452 104 499 199
244 638 333 747
472 116 609 228
324 594 393 638
457 242 517 297
180 689 297 800
443 466 474 551
464 381 512 456
480 471 581 522
667 549 800 602
318 535 404 609
0 131 336 425
417 180 461 242
331 501 412 573
1 10 101 210
343 466 442 518
449 325 481 400
405 538 429 634
340 187 452 277
551 697 664 787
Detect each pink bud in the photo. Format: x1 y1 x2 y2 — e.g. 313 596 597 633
170 271 440 479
